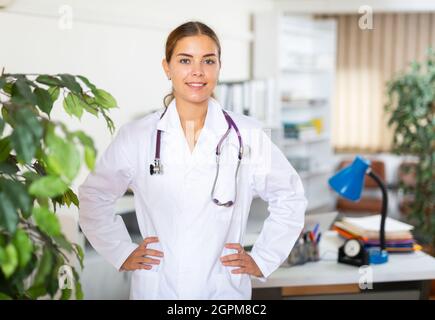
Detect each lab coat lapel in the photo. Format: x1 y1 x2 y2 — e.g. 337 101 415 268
156 99 183 137
185 98 229 175
156 98 229 175
156 99 190 166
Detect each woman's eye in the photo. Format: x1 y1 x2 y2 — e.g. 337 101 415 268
179 58 190 64
205 59 216 64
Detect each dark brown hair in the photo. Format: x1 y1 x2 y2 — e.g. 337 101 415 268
163 21 221 107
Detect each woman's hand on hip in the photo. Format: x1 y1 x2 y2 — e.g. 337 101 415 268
120 236 164 271
220 243 263 278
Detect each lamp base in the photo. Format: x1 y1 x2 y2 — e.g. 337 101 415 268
368 247 389 264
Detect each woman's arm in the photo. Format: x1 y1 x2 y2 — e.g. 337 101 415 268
78 124 139 271
248 130 307 282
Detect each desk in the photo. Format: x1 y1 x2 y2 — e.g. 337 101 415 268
250 231 435 299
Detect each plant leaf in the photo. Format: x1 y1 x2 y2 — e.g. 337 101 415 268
0 117 4 137
84 145 96 170
62 188 79 208
12 229 33 269
73 130 95 149
0 292 12 300
33 247 53 287
0 179 32 218
101 109 115 134
60 289 72 300
29 175 69 198
32 206 61 237
82 94 99 116
53 234 73 253
72 243 84 269
59 74 82 94
2 82 13 95
94 89 117 109
47 86 60 103
0 162 18 175
0 137 11 162
0 77 6 91
0 192 18 233
77 75 97 91
72 267 83 300
34 87 54 116
63 92 85 119
0 243 18 278
1 106 12 125
9 108 42 164
35 75 62 87
45 132 81 182
26 283 48 299
10 78 37 106
10 126 35 164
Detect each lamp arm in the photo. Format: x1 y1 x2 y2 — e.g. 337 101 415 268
367 170 388 251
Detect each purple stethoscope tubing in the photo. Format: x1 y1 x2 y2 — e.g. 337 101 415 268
150 108 243 207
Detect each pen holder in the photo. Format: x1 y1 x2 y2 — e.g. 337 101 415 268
287 239 320 266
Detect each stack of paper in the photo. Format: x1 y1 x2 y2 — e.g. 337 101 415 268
333 216 420 253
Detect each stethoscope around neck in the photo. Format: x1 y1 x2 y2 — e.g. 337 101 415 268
150 107 244 207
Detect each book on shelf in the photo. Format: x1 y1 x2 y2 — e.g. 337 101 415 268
282 118 324 140
216 80 272 122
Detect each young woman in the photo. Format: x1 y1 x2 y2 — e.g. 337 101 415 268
78 21 307 300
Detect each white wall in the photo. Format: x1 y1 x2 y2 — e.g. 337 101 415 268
0 0 273 194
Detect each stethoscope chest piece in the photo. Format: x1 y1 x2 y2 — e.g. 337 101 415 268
150 159 163 175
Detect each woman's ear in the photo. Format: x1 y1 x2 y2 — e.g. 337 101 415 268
162 58 170 79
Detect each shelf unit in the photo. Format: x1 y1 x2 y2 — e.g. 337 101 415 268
253 12 337 211
215 79 275 125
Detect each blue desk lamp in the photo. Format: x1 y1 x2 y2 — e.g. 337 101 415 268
328 156 389 264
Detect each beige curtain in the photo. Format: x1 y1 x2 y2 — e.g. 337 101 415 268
332 13 435 152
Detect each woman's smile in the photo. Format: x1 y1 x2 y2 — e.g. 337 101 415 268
186 81 207 90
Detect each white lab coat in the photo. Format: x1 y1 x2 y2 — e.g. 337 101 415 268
78 97 307 300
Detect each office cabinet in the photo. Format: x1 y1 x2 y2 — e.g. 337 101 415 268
253 12 337 211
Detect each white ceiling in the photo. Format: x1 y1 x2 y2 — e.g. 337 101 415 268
273 0 435 14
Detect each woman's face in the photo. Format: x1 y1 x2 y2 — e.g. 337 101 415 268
162 35 220 105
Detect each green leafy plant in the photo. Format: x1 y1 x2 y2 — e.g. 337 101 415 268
385 49 435 254
0 69 117 299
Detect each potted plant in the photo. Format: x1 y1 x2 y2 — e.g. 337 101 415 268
385 50 435 255
0 69 117 299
